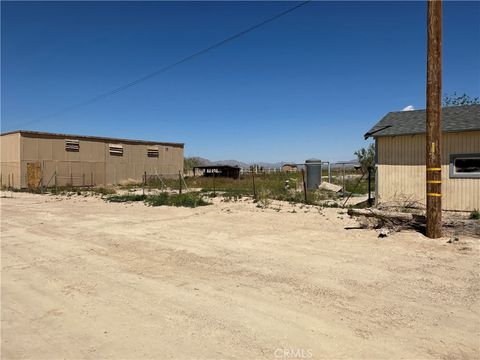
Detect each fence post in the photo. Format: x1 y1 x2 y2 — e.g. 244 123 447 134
143 171 146 196
252 172 256 199
40 167 44 194
342 163 346 197
83 173 85 187
301 169 307 204
8 174 11 189
91 172 94 186
70 172 73 187
178 171 182 195
54 171 58 189
213 172 216 196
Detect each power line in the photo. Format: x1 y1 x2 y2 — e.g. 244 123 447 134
8 1 310 130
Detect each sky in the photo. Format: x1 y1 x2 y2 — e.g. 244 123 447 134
2 1 479 163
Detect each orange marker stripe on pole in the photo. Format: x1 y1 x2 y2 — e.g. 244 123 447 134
427 180 442 184
426 168 442 171
427 193 442 197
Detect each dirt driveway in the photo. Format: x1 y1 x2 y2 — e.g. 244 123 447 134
1 192 479 359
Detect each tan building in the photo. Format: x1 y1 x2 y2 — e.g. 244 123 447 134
365 105 480 211
0 130 184 188
282 164 298 172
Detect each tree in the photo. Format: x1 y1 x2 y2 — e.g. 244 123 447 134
184 157 205 172
354 143 375 174
443 92 479 107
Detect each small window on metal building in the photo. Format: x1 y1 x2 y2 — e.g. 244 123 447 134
109 144 123 156
65 139 80 152
450 153 480 178
147 147 159 157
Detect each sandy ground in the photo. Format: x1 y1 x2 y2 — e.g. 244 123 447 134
1 191 479 360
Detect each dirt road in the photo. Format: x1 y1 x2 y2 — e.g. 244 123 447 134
1 192 479 359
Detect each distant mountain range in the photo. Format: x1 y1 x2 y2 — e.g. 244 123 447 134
190 157 358 169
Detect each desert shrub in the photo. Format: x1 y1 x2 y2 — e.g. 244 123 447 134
145 192 209 208
255 188 272 208
92 187 116 195
469 209 480 220
321 201 341 208
106 194 146 203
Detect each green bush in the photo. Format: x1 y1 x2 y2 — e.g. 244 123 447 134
106 194 146 203
105 192 209 208
146 192 209 208
469 209 480 220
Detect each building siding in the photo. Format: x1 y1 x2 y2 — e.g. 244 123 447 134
0 133 21 188
376 131 480 211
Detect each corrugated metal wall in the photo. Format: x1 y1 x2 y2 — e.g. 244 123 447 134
377 131 480 211
0 133 21 187
18 134 184 188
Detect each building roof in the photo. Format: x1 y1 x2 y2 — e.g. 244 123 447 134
193 165 240 170
364 104 480 139
0 130 184 147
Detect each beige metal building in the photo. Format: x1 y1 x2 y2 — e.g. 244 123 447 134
365 105 480 211
0 130 184 188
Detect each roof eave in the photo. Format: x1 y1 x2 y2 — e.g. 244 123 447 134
366 127 480 139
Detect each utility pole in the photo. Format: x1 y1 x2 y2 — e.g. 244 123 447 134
426 0 442 238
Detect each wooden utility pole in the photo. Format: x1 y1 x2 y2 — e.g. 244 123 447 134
426 0 442 238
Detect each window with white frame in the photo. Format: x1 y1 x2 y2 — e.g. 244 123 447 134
449 153 480 178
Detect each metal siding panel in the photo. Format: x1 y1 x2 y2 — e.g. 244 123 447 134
0 133 21 188
377 131 480 211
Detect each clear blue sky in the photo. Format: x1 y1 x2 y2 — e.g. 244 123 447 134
2 1 479 163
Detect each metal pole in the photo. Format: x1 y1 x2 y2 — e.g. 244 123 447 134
328 162 331 183
342 163 346 197
82 173 85 187
91 172 93 186
426 0 442 238
213 172 216 196
41 161 44 193
143 171 146 196
301 169 307 204
55 171 58 189
252 172 256 199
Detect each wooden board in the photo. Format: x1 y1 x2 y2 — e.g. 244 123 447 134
27 162 41 189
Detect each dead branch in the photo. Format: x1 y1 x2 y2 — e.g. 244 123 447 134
347 208 479 237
